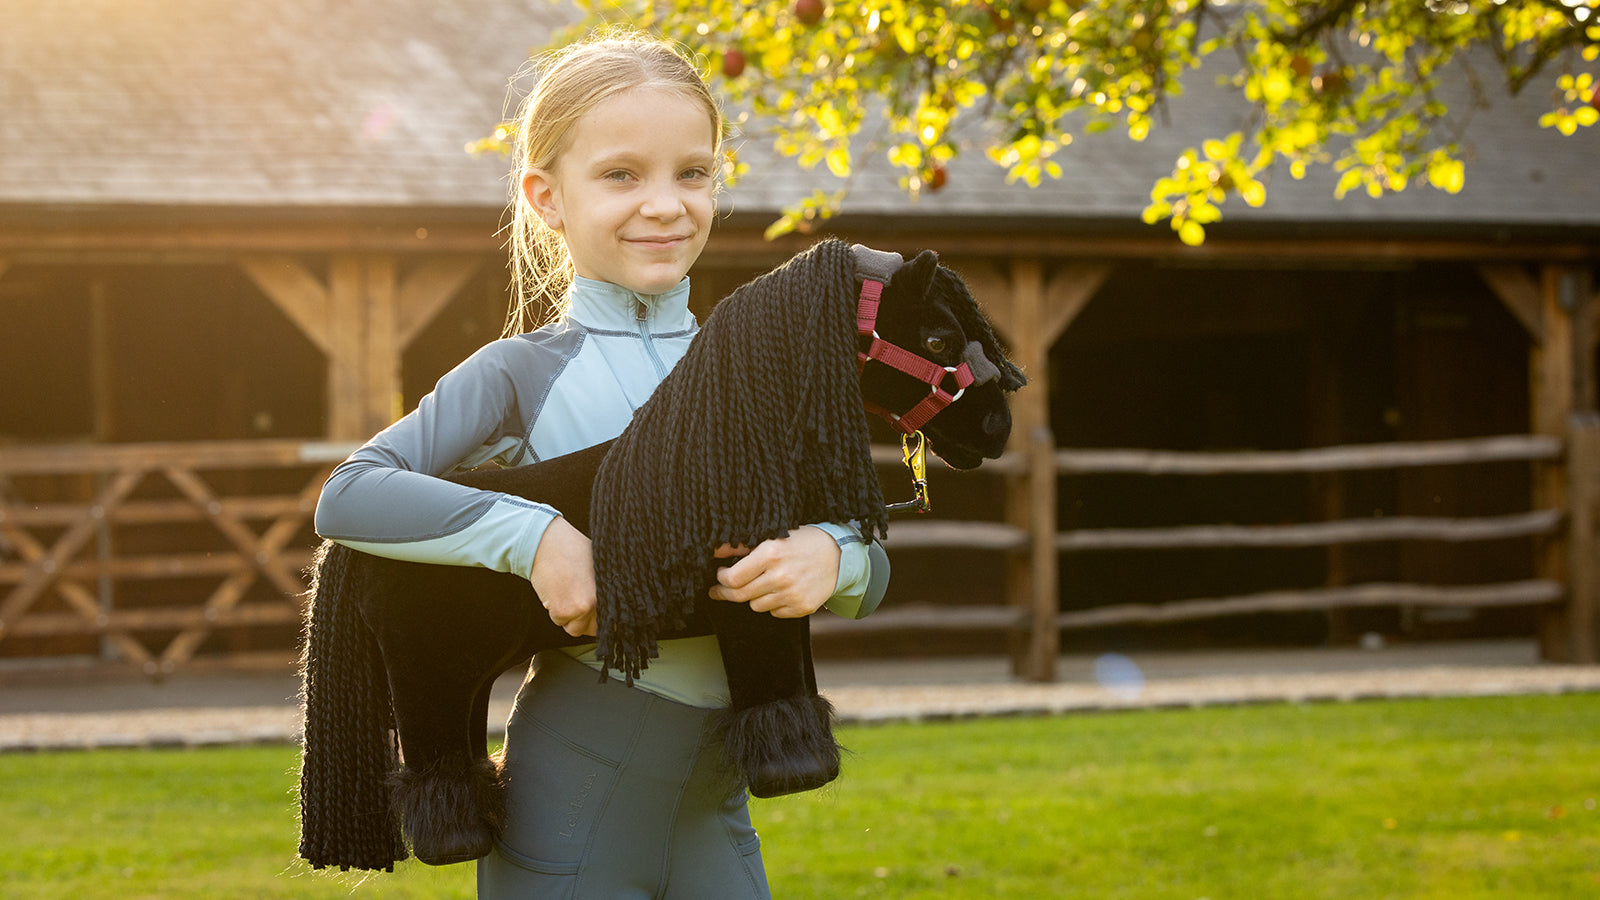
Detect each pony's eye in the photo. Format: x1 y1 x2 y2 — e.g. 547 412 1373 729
925 336 947 355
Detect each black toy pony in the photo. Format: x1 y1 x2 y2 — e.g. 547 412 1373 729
297 240 1026 872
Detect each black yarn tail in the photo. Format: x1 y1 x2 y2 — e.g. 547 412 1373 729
297 541 408 872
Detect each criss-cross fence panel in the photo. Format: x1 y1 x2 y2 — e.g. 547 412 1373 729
0 439 349 676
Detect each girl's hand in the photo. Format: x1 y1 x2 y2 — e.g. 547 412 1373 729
528 517 598 637
708 526 840 618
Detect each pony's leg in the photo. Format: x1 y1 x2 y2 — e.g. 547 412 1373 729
374 568 532 866
704 601 841 798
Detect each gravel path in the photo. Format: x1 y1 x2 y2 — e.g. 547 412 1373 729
3 641 1596 752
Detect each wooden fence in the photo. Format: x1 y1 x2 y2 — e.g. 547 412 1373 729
0 440 347 676
4 423 1597 679
830 420 1600 676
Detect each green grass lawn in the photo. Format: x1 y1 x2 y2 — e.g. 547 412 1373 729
1 694 1597 899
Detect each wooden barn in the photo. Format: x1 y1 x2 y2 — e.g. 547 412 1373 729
3 0 1597 680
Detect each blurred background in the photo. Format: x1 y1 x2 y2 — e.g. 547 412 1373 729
2 0 1597 684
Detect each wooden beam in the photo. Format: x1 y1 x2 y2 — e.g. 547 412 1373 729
1026 424 1059 682
89 278 115 441
326 256 366 441
1042 262 1112 344
239 256 333 355
1567 413 1600 663
1477 264 1543 343
1568 267 1596 413
4 221 1596 264
1056 511 1563 551
1532 263 1575 661
1589 281 1600 359
0 256 10 282
362 255 400 434
1056 581 1562 630
1006 257 1059 682
0 437 358 474
696 229 1600 265
397 257 484 349
1054 434 1563 474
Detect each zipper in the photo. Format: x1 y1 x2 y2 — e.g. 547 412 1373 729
636 298 669 379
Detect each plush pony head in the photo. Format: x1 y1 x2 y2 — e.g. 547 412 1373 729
865 249 1026 470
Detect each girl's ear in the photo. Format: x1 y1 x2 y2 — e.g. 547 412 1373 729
521 169 564 231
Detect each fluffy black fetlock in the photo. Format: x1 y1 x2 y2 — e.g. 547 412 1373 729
716 694 842 799
388 756 506 866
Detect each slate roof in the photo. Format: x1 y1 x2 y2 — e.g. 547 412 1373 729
2 0 1596 233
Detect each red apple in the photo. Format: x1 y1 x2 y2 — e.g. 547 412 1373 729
1288 55 1313 79
722 48 746 78
1314 68 1348 96
978 2 1015 32
926 165 948 192
793 0 824 26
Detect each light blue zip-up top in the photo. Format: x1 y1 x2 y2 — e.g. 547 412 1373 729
314 276 886 706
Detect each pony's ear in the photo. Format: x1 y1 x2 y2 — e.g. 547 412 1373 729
891 250 940 298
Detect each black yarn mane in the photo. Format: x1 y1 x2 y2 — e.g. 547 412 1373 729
935 267 1028 393
591 239 888 680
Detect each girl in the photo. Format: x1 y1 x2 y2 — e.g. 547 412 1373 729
312 32 887 899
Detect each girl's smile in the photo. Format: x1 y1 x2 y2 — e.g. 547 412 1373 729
521 87 717 296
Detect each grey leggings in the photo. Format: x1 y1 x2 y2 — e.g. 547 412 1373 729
477 650 772 899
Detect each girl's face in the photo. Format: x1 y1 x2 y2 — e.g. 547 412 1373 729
522 87 717 297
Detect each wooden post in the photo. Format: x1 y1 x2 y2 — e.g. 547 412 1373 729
360 254 401 434
1026 422 1059 679
1564 268 1598 663
1006 258 1054 681
1567 412 1600 663
325 256 369 441
999 259 1111 682
1530 264 1576 661
88 277 117 660
241 254 481 443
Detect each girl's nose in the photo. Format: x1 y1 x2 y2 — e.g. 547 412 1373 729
640 180 686 220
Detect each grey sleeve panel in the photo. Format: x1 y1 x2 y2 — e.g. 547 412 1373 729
313 331 583 574
813 521 891 620
860 540 890 619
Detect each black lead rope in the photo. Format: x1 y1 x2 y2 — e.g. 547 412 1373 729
884 431 932 515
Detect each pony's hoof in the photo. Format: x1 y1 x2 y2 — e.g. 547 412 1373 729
412 831 495 867
389 757 506 867
717 694 843 798
746 751 841 799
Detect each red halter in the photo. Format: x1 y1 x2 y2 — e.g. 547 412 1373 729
855 276 976 434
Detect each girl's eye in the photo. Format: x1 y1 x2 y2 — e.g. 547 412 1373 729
924 335 947 355
680 167 710 181
603 170 631 182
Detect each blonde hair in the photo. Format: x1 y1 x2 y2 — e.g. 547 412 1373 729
504 31 725 336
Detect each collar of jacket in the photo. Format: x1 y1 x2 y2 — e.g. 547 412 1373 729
567 276 695 333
